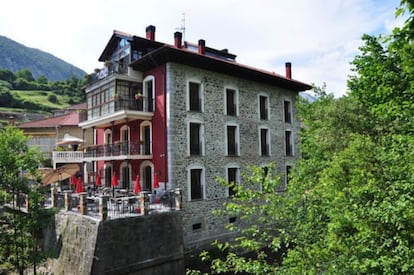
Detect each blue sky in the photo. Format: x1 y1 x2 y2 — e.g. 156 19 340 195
0 0 404 97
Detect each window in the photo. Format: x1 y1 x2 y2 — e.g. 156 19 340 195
120 125 130 155
227 167 239 197
284 100 292 123
260 128 270 156
226 88 238 116
189 82 202 111
259 95 269 120
143 76 154 112
140 121 152 155
189 122 202 155
190 168 204 200
285 165 292 186
285 130 293 156
226 125 239 156
120 162 131 189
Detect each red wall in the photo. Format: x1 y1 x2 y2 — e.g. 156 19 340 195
94 64 168 187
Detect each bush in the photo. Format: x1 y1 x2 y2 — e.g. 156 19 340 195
47 94 58 104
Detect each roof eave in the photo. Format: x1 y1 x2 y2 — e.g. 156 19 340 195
130 46 312 91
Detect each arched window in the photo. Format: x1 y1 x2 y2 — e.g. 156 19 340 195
120 161 131 189
140 161 154 192
140 121 152 155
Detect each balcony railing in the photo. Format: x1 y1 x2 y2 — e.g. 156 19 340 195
80 97 154 123
84 140 151 159
53 151 84 163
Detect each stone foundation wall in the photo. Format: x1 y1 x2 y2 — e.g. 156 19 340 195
44 211 184 275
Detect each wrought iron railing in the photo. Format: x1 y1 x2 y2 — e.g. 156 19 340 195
84 140 151 158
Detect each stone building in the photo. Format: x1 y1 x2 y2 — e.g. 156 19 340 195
79 25 311 253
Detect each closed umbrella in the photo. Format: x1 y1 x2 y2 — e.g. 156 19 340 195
153 174 159 189
75 177 84 193
111 172 119 197
70 175 77 186
96 174 102 187
111 172 119 187
134 175 141 194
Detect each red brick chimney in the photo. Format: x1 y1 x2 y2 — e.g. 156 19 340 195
146 25 156 41
198 39 205 55
174 32 182 48
285 62 292 79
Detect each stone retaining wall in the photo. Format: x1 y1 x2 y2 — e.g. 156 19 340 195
44 211 184 275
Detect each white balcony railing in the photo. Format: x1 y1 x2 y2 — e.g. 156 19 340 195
52 151 84 168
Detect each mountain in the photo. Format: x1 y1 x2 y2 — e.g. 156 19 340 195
0 35 86 81
300 92 317 102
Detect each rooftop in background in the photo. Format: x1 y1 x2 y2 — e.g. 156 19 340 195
18 111 82 128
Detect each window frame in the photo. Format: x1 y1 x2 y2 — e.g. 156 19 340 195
225 123 239 156
284 99 292 123
285 130 294 156
187 81 203 112
258 93 270 120
143 75 155 112
187 165 205 201
259 126 271 156
225 87 239 116
226 165 240 197
188 119 204 156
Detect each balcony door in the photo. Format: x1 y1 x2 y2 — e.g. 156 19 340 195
143 165 152 192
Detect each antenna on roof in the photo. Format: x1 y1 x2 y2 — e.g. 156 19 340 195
175 12 186 42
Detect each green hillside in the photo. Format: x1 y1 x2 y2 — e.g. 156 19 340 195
0 35 86 81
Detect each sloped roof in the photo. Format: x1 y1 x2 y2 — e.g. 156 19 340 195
18 111 80 128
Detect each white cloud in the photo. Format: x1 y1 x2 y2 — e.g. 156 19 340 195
0 0 403 97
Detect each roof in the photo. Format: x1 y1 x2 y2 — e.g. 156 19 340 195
131 45 312 91
98 29 312 92
64 102 86 110
18 111 80 129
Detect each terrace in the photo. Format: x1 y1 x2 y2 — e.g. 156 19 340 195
7 188 183 220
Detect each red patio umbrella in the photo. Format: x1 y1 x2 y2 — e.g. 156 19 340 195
134 175 142 194
111 172 119 187
75 177 84 193
153 174 159 189
96 174 102 187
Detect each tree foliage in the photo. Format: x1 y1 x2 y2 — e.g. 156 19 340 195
191 1 414 274
0 126 50 274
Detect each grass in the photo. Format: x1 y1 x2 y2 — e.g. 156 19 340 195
10 90 71 110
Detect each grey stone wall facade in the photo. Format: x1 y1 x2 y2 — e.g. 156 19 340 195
166 63 301 253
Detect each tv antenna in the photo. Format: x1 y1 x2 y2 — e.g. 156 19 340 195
175 12 186 42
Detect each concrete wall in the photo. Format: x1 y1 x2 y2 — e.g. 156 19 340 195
45 211 184 275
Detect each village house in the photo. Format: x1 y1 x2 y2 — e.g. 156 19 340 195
78 25 312 253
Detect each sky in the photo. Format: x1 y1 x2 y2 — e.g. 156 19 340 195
0 0 405 97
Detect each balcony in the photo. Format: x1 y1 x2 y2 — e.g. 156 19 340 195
79 97 154 129
84 140 151 161
52 151 84 168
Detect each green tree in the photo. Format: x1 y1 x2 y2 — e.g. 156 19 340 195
193 1 414 274
0 126 47 274
15 69 34 82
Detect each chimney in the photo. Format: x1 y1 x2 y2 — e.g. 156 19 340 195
198 39 205 55
174 32 182 48
8 115 15 126
285 62 292 79
146 25 156 40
